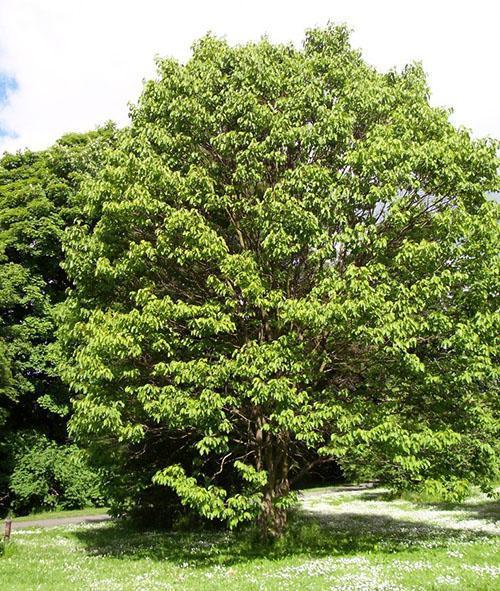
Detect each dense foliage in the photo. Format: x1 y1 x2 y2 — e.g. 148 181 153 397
0 128 116 514
6 431 104 513
59 26 499 537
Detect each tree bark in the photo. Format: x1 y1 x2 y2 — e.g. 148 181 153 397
257 433 290 539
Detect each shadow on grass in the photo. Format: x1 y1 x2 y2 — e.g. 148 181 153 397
417 499 500 523
72 504 497 568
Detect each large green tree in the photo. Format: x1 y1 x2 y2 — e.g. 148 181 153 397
61 26 499 536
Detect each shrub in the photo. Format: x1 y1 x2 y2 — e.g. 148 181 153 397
8 432 105 514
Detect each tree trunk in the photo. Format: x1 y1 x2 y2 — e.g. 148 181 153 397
257 434 290 539
258 482 289 539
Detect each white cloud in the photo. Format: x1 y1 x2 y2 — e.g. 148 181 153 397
0 0 499 153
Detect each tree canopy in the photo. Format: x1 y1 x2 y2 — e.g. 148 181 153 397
59 26 499 536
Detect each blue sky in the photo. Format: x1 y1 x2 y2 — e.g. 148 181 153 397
0 0 499 153
0 73 18 138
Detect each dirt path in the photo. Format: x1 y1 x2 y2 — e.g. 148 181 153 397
9 513 112 530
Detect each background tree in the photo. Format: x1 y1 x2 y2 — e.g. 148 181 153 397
0 127 116 514
61 26 499 537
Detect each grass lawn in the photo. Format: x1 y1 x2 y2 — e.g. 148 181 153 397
0 485 498 590
11 506 109 523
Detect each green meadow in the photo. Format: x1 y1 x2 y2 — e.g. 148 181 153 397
1 486 498 591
